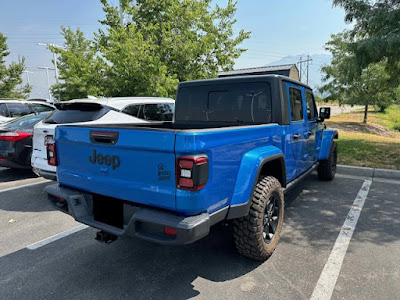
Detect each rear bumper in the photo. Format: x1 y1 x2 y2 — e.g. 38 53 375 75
32 167 57 180
31 154 57 180
44 184 228 245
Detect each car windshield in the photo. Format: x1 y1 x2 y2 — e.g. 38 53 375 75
0 112 51 131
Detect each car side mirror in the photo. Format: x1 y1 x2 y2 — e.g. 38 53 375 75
319 107 331 121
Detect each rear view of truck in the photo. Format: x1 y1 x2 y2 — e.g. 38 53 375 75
47 75 320 260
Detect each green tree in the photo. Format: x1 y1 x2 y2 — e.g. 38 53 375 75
50 27 108 100
0 33 31 98
128 0 250 81
333 0 400 82
320 32 397 123
54 0 250 99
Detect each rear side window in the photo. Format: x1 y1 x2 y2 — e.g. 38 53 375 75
6 103 32 117
0 104 9 117
176 82 272 123
305 92 317 121
122 105 140 117
289 87 303 122
44 103 109 124
141 104 174 121
31 103 54 113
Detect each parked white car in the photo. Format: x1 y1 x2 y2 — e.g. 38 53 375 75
0 99 55 124
31 97 175 180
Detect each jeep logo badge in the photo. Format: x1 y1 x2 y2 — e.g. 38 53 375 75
89 149 120 170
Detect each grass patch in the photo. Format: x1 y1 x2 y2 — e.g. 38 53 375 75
327 105 400 133
377 106 400 132
337 132 400 170
326 106 400 169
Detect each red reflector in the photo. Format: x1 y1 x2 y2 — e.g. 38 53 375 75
194 156 207 164
0 158 6 161
54 196 63 203
179 178 194 188
164 227 177 236
179 160 194 169
47 143 57 166
0 132 32 142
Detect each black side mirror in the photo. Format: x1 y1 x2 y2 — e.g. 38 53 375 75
319 107 331 121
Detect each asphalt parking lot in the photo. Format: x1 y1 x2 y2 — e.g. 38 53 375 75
0 167 399 300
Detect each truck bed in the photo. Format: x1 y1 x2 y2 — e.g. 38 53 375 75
55 122 285 216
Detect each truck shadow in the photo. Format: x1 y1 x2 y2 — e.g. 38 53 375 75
1 225 262 300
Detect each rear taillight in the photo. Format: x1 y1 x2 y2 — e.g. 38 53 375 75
176 155 209 191
46 143 57 166
0 132 32 142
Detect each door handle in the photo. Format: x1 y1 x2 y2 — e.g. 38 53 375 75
293 134 301 140
304 131 312 139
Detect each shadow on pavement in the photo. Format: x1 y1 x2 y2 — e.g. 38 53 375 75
281 175 400 248
0 174 399 299
0 225 261 299
0 181 55 213
0 168 37 183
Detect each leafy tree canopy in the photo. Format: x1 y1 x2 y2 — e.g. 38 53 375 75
53 0 250 100
0 32 31 98
320 32 398 122
50 27 108 100
333 0 400 82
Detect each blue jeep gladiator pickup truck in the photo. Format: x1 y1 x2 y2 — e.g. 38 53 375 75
45 75 338 261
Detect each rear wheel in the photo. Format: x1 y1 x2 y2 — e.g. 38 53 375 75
232 176 284 261
318 141 337 181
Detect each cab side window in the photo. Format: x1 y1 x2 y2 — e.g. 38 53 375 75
289 87 303 122
0 104 9 117
305 92 317 121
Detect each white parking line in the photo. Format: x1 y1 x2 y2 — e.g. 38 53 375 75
26 225 89 250
310 179 372 300
0 180 50 193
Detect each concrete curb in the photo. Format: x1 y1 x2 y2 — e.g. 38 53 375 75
337 165 400 180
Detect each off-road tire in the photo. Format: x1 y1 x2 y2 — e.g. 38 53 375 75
318 141 337 181
232 176 284 261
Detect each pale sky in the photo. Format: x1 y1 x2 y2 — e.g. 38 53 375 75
0 0 350 98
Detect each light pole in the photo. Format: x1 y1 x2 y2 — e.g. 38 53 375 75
23 70 34 98
23 70 33 85
37 43 64 85
38 67 55 101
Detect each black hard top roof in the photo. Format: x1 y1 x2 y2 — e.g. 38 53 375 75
178 74 312 90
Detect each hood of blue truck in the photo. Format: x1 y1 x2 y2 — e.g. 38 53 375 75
55 126 177 211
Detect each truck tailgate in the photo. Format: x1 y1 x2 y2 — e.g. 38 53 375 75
56 126 177 211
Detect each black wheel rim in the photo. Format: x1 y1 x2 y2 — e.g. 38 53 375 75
263 193 279 243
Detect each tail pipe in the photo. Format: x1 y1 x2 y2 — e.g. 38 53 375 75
95 231 118 244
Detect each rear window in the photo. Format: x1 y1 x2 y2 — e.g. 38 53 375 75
31 103 54 113
43 103 110 124
3 112 51 130
6 103 32 117
175 82 272 123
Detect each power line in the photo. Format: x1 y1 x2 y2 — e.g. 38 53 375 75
297 55 313 84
